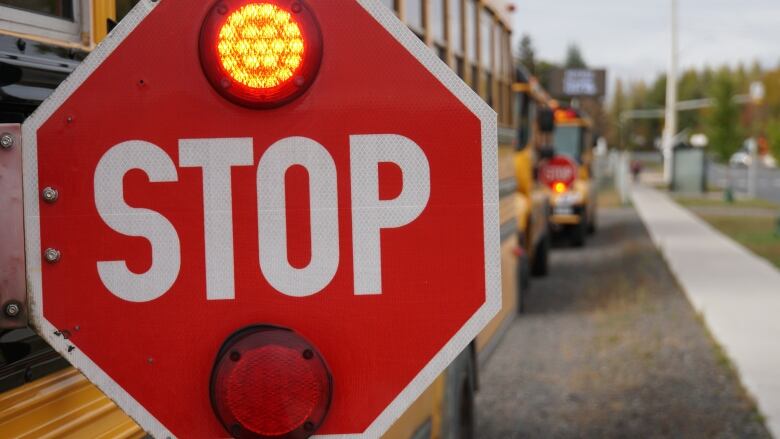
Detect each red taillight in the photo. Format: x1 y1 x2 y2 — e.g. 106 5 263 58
200 0 323 108
211 326 332 438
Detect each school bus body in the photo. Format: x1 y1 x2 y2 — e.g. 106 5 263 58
548 114 597 247
0 1 522 438
510 74 554 285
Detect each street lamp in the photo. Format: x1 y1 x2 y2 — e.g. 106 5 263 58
747 80 765 199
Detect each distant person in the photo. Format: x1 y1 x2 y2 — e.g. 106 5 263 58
630 160 642 182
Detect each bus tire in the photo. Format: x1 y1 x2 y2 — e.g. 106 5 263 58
456 376 475 439
443 346 476 439
531 232 550 277
587 210 597 235
518 253 529 314
571 220 586 247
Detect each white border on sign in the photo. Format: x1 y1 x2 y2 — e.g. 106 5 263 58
21 0 500 438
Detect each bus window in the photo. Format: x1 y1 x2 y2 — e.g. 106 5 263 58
0 0 80 42
430 0 446 61
117 0 141 22
516 93 528 150
516 94 535 151
480 9 493 106
0 0 74 20
465 0 476 89
404 0 423 35
479 9 492 73
553 125 584 162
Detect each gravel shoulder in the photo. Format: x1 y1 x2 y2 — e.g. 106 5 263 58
475 207 770 439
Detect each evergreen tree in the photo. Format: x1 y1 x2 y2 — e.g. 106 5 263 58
564 44 587 69
518 34 536 73
705 70 743 160
608 79 627 147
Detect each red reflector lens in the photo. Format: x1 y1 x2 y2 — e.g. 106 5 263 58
200 0 322 108
211 326 332 439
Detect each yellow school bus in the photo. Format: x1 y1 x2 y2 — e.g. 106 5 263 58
0 0 522 437
510 66 554 310
548 107 597 247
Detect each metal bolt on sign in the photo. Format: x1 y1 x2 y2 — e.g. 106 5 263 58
0 132 14 149
42 187 59 203
44 248 61 263
4 302 21 317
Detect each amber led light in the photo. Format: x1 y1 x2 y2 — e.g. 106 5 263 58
200 0 322 108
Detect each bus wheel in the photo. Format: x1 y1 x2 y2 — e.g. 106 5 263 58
531 232 550 277
518 253 530 314
588 210 597 235
571 220 586 247
456 378 475 439
445 347 476 439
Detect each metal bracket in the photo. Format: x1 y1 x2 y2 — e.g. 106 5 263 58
0 123 27 329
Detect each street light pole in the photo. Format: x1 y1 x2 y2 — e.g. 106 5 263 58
662 0 679 185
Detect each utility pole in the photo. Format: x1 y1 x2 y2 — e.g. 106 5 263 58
662 0 679 185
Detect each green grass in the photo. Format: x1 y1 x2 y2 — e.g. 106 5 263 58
675 196 780 210
697 215 780 269
674 194 780 268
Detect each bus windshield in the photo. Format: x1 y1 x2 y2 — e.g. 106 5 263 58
553 125 582 162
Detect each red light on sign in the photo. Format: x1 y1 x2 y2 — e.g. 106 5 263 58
211 326 332 438
200 0 323 108
553 181 567 193
554 108 579 122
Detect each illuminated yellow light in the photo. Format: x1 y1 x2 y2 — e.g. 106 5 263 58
217 3 305 89
554 182 567 193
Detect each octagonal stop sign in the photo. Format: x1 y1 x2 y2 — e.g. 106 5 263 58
22 0 499 437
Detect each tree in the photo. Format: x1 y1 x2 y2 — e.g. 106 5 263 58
608 79 627 147
518 34 536 74
678 69 706 133
535 60 559 91
705 70 743 160
564 44 587 69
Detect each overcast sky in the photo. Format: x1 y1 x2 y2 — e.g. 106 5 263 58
511 0 780 91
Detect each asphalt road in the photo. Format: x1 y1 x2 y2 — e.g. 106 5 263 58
475 207 770 438
709 163 780 203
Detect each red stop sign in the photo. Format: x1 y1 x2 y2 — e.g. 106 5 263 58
539 155 578 188
22 1 499 437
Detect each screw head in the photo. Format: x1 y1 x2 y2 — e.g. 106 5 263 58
4 302 21 317
42 187 59 203
0 133 14 149
44 248 61 263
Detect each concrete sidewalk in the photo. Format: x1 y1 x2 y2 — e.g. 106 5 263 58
632 186 780 437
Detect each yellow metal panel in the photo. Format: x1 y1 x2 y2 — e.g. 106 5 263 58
513 147 533 196
550 214 581 225
514 193 529 235
92 0 117 45
383 374 445 439
475 239 517 353
0 368 143 439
